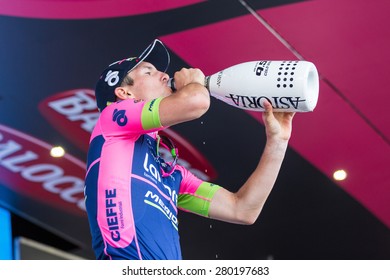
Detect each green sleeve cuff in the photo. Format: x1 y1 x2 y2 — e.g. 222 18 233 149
141 97 163 130
178 182 221 217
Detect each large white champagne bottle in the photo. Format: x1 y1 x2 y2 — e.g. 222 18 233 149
204 60 319 112
168 60 319 112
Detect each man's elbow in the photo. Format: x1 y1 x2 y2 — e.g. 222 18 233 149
236 209 263 225
188 87 210 119
194 96 210 118
239 216 258 225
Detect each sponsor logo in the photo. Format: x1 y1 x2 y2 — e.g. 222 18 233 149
255 60 270 76
148 99 156 112
113 109 128 126
104 70 120 86
39 89 98 151
216 71 223 87
0 124 86 216
224 94 307 110
144 190 178 230
105 188 121 242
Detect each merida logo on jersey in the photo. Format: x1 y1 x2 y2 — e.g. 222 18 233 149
144 191 178 230
113 109 128 126
105 188 121 242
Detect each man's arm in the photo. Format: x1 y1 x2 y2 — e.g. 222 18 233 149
208 101 295 225
159 68 210 127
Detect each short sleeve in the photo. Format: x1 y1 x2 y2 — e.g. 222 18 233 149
98 97 164 139
176 165 221 217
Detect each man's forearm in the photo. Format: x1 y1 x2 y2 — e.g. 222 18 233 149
234 138 289 224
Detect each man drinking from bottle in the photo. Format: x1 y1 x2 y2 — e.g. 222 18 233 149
84 39 295 260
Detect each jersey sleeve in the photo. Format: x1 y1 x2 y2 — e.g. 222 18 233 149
176 165 221 217
97 97 165 139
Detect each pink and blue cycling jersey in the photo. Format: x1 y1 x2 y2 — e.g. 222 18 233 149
84 97 220 260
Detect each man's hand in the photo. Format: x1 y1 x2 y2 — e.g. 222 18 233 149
262 100 295 142
172 68 205 91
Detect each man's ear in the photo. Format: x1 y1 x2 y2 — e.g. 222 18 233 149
114 87 132 100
